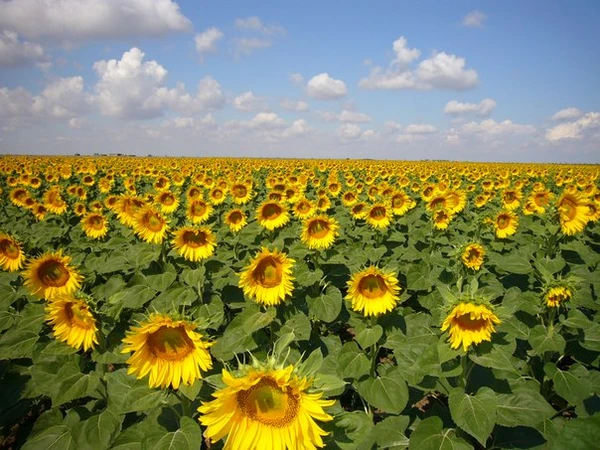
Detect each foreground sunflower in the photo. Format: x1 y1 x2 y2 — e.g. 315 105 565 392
81 212 109 239
461 243 485 271
121 314 213 389
346 266 401 316
545 285 572 308
365 204 392 229
0 232 25 272
225 209 248 233
46 294 98 351
494 211 518 238
301 215 339 250
198 362 335 450
132 206 170 244
557 191 589 236
441 302 501 351
256 201 290 231
172 226 216 261
239 248 294 306
24 251 83 300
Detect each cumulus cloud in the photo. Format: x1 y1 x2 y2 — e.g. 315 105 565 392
233 37 273 57
462 10 488 28
545 112 600 141
233 91 268 112
234 16 285 36
461 119 535 141
444 98 497 116
306 73 348 100
0 0 191 41
404 123 437 134
33 76 89 118
280 99 309 112
289 73 304 85
316 109 371 123
551 107 583 121
359 36 478 91
0 30 45 67
195 27 223 59
337 123 362 139
92 47 224 119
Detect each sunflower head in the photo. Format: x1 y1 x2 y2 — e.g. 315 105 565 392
544 285 573 308
293 198 315 219
301 215 339 250
256 201 290 231
346 265 401 317
239 248 295 306
187 199 213 224
366 204 391 229
24 251 83 300
225 208 248 233
172 226 216 262
461 243 485 271
157 191 179 214
494 211 518 238
81 213 108 239
0 233 25 272
441 301 501 352
46 293 98 351
132 206 170 244
557 191 589 236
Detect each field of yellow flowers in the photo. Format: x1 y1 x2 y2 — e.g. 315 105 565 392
0 155 599 449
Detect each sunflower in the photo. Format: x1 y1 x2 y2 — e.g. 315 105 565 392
256 201 290 231
365 204 392 229
81 213 109 239
172 226 216 261
346 266 401 317
209 187 227 205
225 209 248 233
441 302 501 351
187 199 213 224
46 294 98 351
198 362 334 450
156 191 180 214
461 243 485 271
230 183 253 205
390 191 414 216
301 215 339 250
292 198 315 219
24 251 83 300
43 188 68 215
350 202 368 220
501 189 522 211
132 206 170 244
10 188 29 208
121 313 213 389
545 286 572 308
0 233 25 272
557 191 589 236
31 203 48 221
494 211 518 238
433 210 454 230
115 195 146 227
239 248 295 306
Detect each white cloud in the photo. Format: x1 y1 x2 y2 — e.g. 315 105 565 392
359 36 478 91
0 30 45 67
337 123 362 139
383 121 403 134
396 134 425 144
233 91 268 112
461 119 535 140
164 114 216 130
0 86 35 118
0 0 191 41
289 73 304 85
340 110 371 123
68 117 86 129
195 27 223 59
280 99 309 112
306 73 348 100
248 112 286 129
404 123 437 134
281 119 309 138
551 107 582 121
545 112 600 141
92 47 224 119
444 98 497 116
234 16 285 36
234 37 272 57
462 10 488 28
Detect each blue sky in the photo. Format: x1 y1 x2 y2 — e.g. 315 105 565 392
1 0 599 162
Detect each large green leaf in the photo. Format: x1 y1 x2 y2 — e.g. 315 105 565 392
496 386 555 428
106 369 168 414
151 417 202 450
448 387 497 446
337 342 370 380
529 325 566 355
73 409 123 450
357 366 408 414
307 285 342 323
408 416 472 450
544 363 592 405
22 425 76 450
373 415 410 449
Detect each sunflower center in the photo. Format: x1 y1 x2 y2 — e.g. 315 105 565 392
146 326 194 361
297 201 310 213
308 219 330 238
534 193 549 207
191 202 207 216
237 377 299 427
212 189 223 199
560 197 577 220
392 196 405 208
0 239 20 259
65 302 93 328
496 215 510 229
504 192 516 202
429 197 445 210
467 249 480 263
254 257 282 288
144 213 165 232
38 260 70 287
233 185 247 197
370 206 386 220
453 313 489 331
262 204 282 220
182 230 208 248
90 216 104 230
229 211 243 224
358 274 388 299
161 194 175 205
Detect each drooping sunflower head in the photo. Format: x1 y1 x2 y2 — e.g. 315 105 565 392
256 201 290 231
365 204 392 229
544 285 573 308
224 208 248 233
81 212 109 239
556 191 589 236
46 294 98 352
24 251 83 300
0 233 25 272
239 248 295 306
121 313 213 390
494 210 518 238
301 215 339 250
132 206 170 244
346 266 401 317
441 301 501 352
172 226 216 262
198 362 335 450
461 243 485 271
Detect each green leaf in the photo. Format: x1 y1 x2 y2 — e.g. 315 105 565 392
545 415 600 450
74 409 123 450
297 348 323 378
52 371 102 406
494 253 531 275
561 309 592 329
468 342 519 373
151 285 198 312
106 369 168 414
333 411 375 450
373 415 410 449
354 325 383 349
357 367 408 414
408 416 472 450
496 386 555 428
180 266 206 290
405 265 442 291
312 373 346 396
337 342 370 380
146 264 177 291
151 417 202 450
280 312 311 341
582 323 600 352
307 285 342 323
22 425 75 450
529 325 566 355
242 306 277 334
0 303 45 360
544 363 592 405
448 387 497 446
107 284 156 311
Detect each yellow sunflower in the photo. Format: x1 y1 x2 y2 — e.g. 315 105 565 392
301 215 339 250
121 313 213 390
0 233 25 272
365 204 392 229
156 191 180 214
172 226 216 261
239 248 295 306
350 202 368 220
81 213 109 239
187 199 213 224
132 206 170 244
545 286 572 308
346 266 401 317
390 191 414 216
557 191 589 236
45 294 98 351
24 251 83 300
494 211 518 238
433 209 454 230
198 363 334 450
256 201 290 231
230 183 253 204
225 209 248 233
32 203 49 221
293 198 315 220
461 243 485 271
441 302 501 351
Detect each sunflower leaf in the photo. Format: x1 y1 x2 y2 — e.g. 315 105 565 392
357 367 408 414
408 416 472 450
448 387 497 446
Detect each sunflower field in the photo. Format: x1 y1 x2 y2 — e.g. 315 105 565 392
0 156 599 450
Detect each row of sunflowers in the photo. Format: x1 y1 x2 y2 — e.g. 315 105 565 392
0 155 599 449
